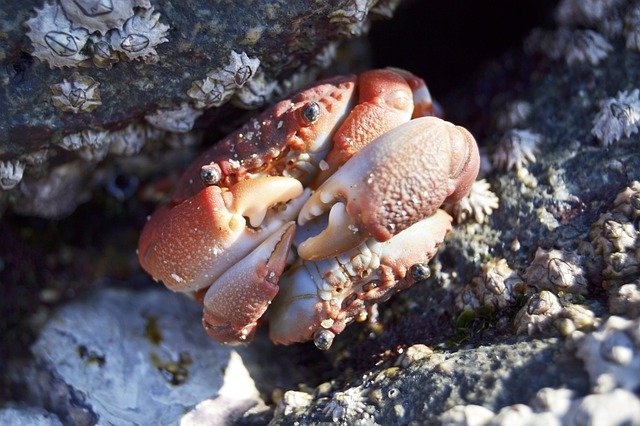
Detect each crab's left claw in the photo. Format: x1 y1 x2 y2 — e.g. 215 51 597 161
202 222 296 343
297 116 479 261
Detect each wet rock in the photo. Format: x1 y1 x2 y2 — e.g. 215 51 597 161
21 287 263 425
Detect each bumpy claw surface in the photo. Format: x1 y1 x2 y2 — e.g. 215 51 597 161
297 116 479 260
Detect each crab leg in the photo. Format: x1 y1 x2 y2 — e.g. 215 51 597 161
202 222 296 343
298 116 479 261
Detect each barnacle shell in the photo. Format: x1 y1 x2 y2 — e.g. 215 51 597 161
25 2 90 68
329 0 376 37
591 90 640 146
59 0 150 35
625 5 640 52
554 304 599 336
609 280 640 317
322 388 368 422
455 258 523 311
524 248 588 295
564 30 612 66
514 290 562 335
232 72 279 109
106 123 147 156
0 160 25 190
492 129 541 171
50 75 101 113
59 129 111 162
108 7 170 63
447 179 499 224
145 103 203 133
369 0 402 19
88 33 119 68
555 0 626 27
188 51 261 109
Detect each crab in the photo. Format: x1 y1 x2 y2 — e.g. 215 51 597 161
138 68 480 349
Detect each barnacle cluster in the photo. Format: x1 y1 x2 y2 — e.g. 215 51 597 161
25 1 169 68
590 181 640 281
446 179 499 224
187 51 261 109
455 258 524 311
50 74 101 113
491 129 541 171
524 248 589 295
591 89 640 146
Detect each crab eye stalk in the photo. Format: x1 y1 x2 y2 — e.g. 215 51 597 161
302 102 320 123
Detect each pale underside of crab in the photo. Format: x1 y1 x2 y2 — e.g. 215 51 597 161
138 68 480 349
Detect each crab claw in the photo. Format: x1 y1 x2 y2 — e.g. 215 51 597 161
202 222 296 343
138 175 304 292
297 116 479 261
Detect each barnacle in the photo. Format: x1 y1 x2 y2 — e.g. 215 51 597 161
524 248 588 295
513 290 563 335
50 75 101 113
329 0 376 36
106 123 147 156
145 103 203 133
591 90 640 146
576 316 640 393
447 179 499 224
369 0 402 19
491 129 541 171
322 388 368 422
232 72 279 109
564 30 613 66
495 100 532 130
554 304 599 336
108 7 170 63
609 280 640 317
88 33 119 68
275 391 313 417
59 130 111 162
0 160 25 190
555 0 626 27
188 51 261 109
59 0 150 35
25 1 90 68
455 258 523 311
590 182 640 281
625 5 640 52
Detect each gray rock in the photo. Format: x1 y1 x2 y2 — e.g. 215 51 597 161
0 405 63 426
23 287 263 425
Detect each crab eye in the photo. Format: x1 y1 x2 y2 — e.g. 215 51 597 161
302 102 320 123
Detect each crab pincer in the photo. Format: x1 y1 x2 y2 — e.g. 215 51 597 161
297 116 479 261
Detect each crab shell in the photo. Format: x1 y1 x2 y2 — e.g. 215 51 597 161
138 69 479 346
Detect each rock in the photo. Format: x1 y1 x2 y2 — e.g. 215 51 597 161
22 287 263 425
0 405 63 426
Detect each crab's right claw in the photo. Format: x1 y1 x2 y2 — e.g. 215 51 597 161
297 116 479 261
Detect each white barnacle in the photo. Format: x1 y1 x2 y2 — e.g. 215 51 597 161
329 0 376 36
108 7 170 63
188 51 260 109
564 30 612 66
591 89 640 146
25 1 90 68
59 129 111 162
495 100 532 130
455 258 523 311
513 290 563 335
59 0 150 35
50 74 101 113
322 387 368 422
524 248 588 295
0 160 25 190
106 123 147 156
145 103 203 133
232 71 278 109
369 0 402 19
448 179 499 224
88 33 119 68
491 129 541 171
555 0 626 27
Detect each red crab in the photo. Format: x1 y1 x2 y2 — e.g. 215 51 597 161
138 68 479 349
